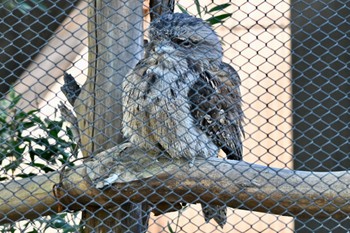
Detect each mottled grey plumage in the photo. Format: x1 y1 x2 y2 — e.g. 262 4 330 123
122 13 243 228
61 72 81 106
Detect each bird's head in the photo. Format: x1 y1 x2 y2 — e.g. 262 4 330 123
147 13 223 62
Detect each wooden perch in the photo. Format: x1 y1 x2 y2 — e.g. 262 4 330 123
1 143 350 225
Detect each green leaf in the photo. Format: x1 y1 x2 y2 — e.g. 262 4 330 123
27 109 40 115
28 145 35 163
21 121 36 130
17 2 33 14
16 173 37 178
8 94 21 109
45 213 78 232
0 116 6 123
46 120 63 138
167 222 176 233
66 127 74 140
3 160 22 171
15 109 39 121
177 4 188 14
56 140 74 149
194 0 201 17
29 0 48 12
14 111 29 120
30 115 45 125
207 3 231 13
63 227 79 233
31 137 50 147
13 144 26 157
28 163 55 173
6 0 49 14
48 128 59 139
47 119 63 129
206 13 232 25
27 230 39 233
8 89 18 101
50 219 67 229
30 148 55 162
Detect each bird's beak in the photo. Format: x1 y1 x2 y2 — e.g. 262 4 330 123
154 42 175 55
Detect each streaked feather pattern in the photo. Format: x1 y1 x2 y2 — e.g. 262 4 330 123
122 13 243 228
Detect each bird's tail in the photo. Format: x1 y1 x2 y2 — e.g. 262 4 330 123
201 203 227 228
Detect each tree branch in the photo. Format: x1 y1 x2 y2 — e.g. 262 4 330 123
0 171 59 224
1 143 350 225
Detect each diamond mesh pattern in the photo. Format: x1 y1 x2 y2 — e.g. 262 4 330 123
0 0 349 232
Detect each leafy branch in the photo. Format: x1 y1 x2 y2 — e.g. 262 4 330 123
177 1 232 25
0 90 80 232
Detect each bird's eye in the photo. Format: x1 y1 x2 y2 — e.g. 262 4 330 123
172 37 192 48
181 41 191 47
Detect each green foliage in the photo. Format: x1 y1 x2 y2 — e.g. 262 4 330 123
1 213 81 233
0 90 78 181
37 213 81 233
2 0 48 14
167 222 176 233
177 1 233 25
0 90 80 232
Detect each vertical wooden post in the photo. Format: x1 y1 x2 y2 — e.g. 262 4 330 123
74 0 147 232
75 0 143 156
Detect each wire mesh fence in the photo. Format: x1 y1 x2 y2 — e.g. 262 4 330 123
0 0 349 232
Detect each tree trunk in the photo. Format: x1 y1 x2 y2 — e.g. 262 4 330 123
73 0 145 232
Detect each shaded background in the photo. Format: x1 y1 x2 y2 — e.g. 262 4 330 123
291 0 350 232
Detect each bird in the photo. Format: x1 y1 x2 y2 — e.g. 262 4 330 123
61 72 81 106
122 13 243 228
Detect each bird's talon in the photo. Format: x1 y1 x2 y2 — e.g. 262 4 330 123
189 158 195 167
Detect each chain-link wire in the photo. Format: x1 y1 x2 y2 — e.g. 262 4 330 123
0 0 349 232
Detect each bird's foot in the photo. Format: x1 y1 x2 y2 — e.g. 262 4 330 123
189 157 195 167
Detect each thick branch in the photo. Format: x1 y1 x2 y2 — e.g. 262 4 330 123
1 144 350 225
0 172 59 224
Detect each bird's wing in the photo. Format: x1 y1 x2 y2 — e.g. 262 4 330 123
189 62 244 160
